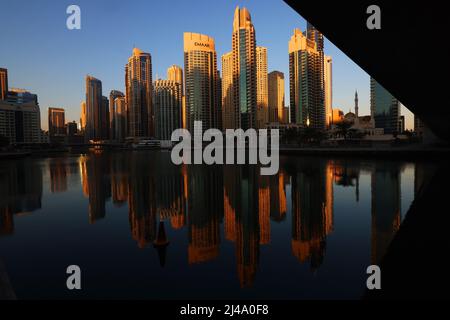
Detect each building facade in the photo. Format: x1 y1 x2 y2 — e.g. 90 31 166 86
256 46 268 129
184 32 221 134
268 71 285 123
109 90 124 140
167 65 184 129
221 51 234 130
289 28 325 129
324 55 332 128
0 68 8 101
154 79 182 141
125 48 153 138
232 6 257 130
370 77 400 134
85 76 104 141
48 107 66 138
113 96 127 142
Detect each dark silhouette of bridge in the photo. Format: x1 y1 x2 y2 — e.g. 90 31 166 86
284 1 450 142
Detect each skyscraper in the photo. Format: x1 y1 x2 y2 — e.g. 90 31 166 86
48 107 66 137
101 96 109 139
324 55 333 127
268 71 285 123
113 97 127 142
221 51 234 130
167 65 185 128
183 32 221 133
370 77 400 134
0 68 8 100
80 101 86 132
232 6 257 130
154 79 182 141
85 75 103 141
109 90 124 140
256 46 268 129
125 48 153 138
289 28 325 129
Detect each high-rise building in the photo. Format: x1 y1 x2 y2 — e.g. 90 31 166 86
154 79 182 141
48 107 66 137
370 77 400 134
125 48 153 138
324 55 332 127
184 32 221 133
80 101 86 132
256 46 268 128
167 65 185 129
0 89 41 144
113 97 127 142
66 121 78 136
101 96 109 139
268 71 285 123
85 75 104 141
232 6 257 130
109 90 124 140
0 68 8 101
414 114 425 138
289 28 325 129
221 51 234 130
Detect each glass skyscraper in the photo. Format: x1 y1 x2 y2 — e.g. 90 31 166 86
370 78 400 134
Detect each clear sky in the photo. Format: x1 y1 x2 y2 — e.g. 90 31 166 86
0 0 413 130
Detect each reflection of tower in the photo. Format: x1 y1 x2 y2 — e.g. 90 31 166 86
291 159 333 271
371 163 401 264
110 153 128 207
269 171 287 222
0 159 43 235
49 158 68 193
258 176 270 245
86 152 111 224
187 166 223 264
153 221 169 267
128 153 157 248
223 165 260 287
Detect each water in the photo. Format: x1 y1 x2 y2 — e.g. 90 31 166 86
0 151 428 299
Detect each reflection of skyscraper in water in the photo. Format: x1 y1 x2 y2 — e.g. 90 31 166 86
128 153 157 248
188 166 223 264
110 153 128 207
0 159 43 235
49 158 69 193
290 159 334 271
371 163 401 264
269 171 288 222
85 152 111 224
223 165 260 287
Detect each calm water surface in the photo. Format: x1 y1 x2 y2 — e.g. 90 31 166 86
0 151 427 299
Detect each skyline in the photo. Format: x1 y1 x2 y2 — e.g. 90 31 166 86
0 0 413 130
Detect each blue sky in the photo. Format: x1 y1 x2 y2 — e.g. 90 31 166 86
0 0 413 130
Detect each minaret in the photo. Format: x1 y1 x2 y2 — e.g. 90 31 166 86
354 90 359 125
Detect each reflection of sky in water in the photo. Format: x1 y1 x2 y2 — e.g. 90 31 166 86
0 153 434 299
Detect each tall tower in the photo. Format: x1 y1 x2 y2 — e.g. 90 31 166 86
125 48 153 138
101 96 109 139
268 71 285 123
80 101 86 132
370 77 400 134
48 107 66 137
113 96 127 142
256 46 268 129
109 90 124 140
154 79 182 141
222 51 234 130
355 90 359 118
232 6 257 130
85 75 103 141
324 56 333 127
289 29 325 129
167 65 185 129
0 68 8 100
184 32 220 133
